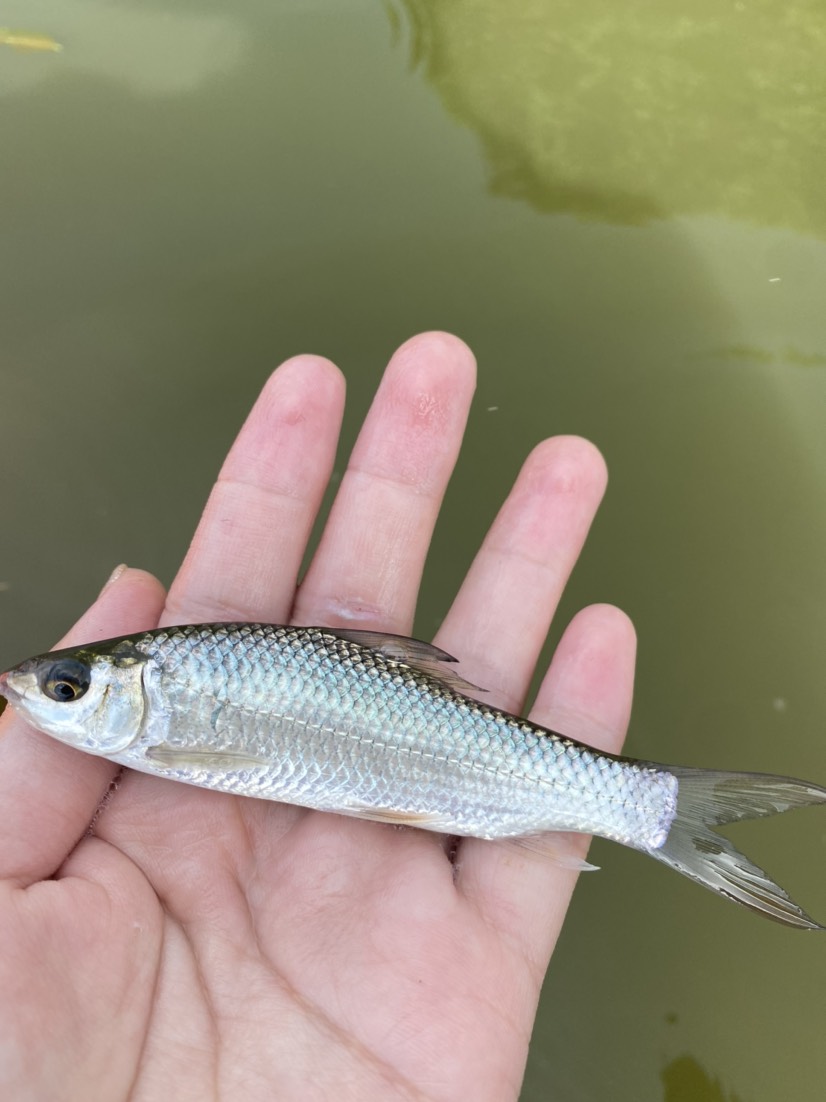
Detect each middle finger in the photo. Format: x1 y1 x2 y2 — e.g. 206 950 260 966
292 332 476 632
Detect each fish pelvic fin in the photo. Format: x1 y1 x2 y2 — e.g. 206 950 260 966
646 767 826 931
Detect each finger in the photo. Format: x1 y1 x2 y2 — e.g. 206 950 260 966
0 567 166 886
532 602 637 748
423 433 613 937
292 332 476 631
457 603 636 975
162 356 345 626
435 436 609 710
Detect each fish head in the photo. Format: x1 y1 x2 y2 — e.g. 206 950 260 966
0 639 148 755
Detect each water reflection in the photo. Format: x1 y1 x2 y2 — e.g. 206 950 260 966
393 0 826 236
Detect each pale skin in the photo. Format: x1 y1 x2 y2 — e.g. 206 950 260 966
0 333 635 1101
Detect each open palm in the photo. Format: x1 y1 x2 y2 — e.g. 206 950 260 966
0 334 635 1101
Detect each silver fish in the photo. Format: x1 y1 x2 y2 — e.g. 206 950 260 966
2 622 825 929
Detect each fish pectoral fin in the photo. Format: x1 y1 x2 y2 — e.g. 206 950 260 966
145 746 269 770
338 802 453 829
323 628 486 695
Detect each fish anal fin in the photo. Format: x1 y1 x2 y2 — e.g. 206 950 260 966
501 833 600 872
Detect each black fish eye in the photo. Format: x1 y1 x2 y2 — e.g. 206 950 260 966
42 659 91 703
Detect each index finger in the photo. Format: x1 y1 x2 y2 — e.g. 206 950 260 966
162 356 345 626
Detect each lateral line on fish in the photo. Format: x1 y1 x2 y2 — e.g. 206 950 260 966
215 708 670 820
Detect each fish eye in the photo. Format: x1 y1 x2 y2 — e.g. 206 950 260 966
42 659 91 703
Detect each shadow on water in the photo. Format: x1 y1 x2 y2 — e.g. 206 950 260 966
662 1055 747 1102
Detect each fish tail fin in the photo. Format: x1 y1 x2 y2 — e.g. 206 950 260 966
646 767 826 930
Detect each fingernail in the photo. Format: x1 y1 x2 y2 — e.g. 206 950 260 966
102 563 128 591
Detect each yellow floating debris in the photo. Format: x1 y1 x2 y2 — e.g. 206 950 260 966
0 28 63 53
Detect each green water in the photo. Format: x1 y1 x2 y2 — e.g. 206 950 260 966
1 2 825 1098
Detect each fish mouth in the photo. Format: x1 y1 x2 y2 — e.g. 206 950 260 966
0 670 12 701
0 668 36 704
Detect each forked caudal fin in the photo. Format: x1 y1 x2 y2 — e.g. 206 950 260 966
645 767 826 930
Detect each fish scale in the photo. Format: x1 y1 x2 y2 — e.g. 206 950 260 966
3 622 826 928
129 623 678 846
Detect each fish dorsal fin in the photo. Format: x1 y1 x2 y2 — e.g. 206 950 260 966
324 628 485 696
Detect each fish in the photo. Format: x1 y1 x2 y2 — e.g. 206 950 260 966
0 29 63 53
1 621 825 929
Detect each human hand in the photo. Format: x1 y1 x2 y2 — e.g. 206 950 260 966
0 333 635 1101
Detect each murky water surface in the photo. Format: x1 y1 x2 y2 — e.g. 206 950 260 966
2 2 825 1098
